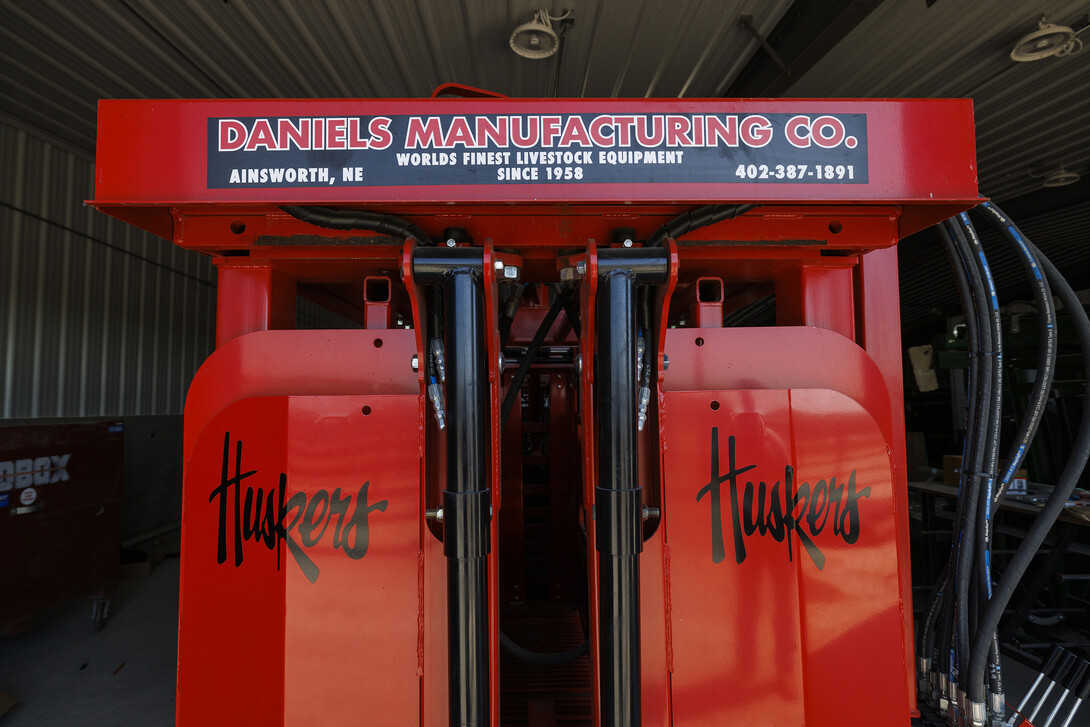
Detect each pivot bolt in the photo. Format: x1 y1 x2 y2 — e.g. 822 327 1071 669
411 354 419 372
576 260 587 276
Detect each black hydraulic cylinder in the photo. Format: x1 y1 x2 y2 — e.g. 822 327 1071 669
595 269 642 727
443 269 490 727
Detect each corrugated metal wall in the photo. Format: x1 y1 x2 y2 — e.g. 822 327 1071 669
0 121 216 419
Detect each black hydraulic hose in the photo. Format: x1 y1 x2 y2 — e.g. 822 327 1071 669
499 631 590 666
921 560 949 672
646 203 757 247
499 283 526 347
280 205 432 246
500 286 575 426
966 242 1090 706
931 233 968 678
556 284 582 339
931 222 981 679
934 221 987 685
965 203 1059 705
947 217 995 687
956 213 1005 699
974 202 1057 512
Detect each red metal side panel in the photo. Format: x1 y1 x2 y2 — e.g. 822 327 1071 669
658 326 910 725
284 395 420 725
177 329 425 726
661 388 908 725
177 394 421 726
791 388 909 723
178 397 287 725
666 389 805 725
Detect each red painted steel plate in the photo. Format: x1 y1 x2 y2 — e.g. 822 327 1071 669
176 329 426 725
177 394 421 726
661 388 909 725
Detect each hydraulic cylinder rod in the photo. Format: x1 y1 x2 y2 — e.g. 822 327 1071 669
443 268 490 727
414 248 491 727
591 248 668 727
596 268 642 727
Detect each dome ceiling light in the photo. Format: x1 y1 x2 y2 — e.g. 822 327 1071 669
510 9 571 59
1010 15 1085 61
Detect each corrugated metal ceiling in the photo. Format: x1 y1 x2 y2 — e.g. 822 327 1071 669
1 0 1087 339
785 0 1090 202
1 0 792 158
2 0 1085 201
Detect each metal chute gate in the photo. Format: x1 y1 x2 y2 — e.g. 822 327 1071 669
92 94 981 726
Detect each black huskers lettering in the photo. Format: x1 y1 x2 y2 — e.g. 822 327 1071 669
697 427 871 570
209 432 388 583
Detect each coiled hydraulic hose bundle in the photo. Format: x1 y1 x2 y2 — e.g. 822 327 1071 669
917 201 1089 727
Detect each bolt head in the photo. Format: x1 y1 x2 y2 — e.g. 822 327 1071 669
410 354 419 372
446 239 457 247
494 259 504 271
622 239 634 248
503 265 520 280
575 260 587 275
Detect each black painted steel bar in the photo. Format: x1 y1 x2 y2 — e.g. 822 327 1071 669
443 267 490 727
596 268 642 727
596 248 670 280
412 246 484 281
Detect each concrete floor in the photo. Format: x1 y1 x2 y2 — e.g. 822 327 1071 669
0 557 178 726
0 555 1086 726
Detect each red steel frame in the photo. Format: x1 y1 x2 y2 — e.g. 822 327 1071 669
92 96 978 726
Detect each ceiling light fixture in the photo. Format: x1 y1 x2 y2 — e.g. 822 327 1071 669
510 9 570 59
1043 165 1081 188
1029 161 1081 188
1010 15 1084 61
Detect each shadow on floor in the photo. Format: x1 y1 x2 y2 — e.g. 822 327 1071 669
0 557 179 726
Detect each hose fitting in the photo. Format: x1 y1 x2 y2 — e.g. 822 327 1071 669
427 376 446 430
429 338 447 384
968 700 987 727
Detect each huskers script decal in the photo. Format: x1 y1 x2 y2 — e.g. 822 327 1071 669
209 432 388 583
697 427 871 571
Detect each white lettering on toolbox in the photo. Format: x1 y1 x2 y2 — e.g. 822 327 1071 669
0 454 70 490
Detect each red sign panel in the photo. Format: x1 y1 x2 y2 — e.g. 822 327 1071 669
94 98 976 206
